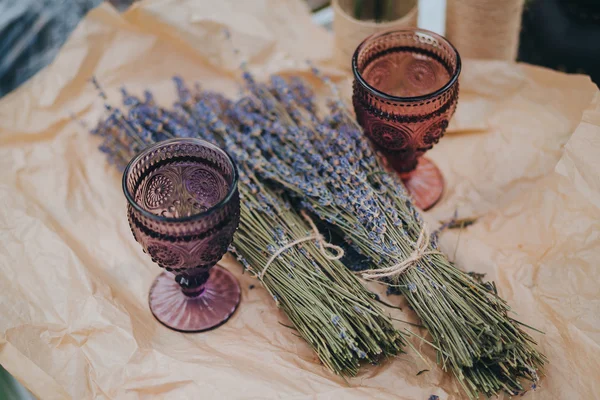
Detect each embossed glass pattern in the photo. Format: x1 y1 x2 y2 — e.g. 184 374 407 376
123 138 241 332
352 28 461 210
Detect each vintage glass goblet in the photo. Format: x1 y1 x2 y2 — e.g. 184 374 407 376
352 28 461 210
123 138 241 332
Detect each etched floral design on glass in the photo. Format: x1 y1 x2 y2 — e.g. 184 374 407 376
123 138 241 332
352 28 461 210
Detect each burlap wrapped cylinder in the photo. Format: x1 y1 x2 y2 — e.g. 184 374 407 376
446 0 525 61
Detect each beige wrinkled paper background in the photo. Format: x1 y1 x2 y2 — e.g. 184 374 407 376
0 1 599 399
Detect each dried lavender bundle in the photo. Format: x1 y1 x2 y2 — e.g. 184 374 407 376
166 73 547 398
92 83 407 376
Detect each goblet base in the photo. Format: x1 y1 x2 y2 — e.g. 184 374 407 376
400 157 444 211
149 265 240 332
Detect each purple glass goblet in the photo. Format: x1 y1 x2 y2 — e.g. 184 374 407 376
123 138 241 332
352 28 461 210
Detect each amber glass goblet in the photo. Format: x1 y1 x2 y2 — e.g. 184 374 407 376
352 28 461 210
123 138 241 332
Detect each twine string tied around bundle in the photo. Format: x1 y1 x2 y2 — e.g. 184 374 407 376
360 224 440 281
258 210 344 280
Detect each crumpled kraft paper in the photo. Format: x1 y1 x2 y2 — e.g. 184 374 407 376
0 1 599 399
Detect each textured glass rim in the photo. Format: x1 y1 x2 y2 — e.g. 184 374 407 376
352 28 462 103
122 138 239 224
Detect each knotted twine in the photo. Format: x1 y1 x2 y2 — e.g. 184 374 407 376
446 0 525 61
256 210 438 288
360 223 441 281
257 210 344 281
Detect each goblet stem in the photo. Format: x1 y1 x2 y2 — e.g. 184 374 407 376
385 149 419 174
176 270 210 297
376 149 443 210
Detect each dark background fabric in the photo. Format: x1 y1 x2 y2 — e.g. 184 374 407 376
0 0 102 97
518 0 600 85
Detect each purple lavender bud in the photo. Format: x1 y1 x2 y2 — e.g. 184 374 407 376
120 87 142 107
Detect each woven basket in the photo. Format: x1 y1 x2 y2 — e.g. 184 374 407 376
333 0 418 70
446 0 525 61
